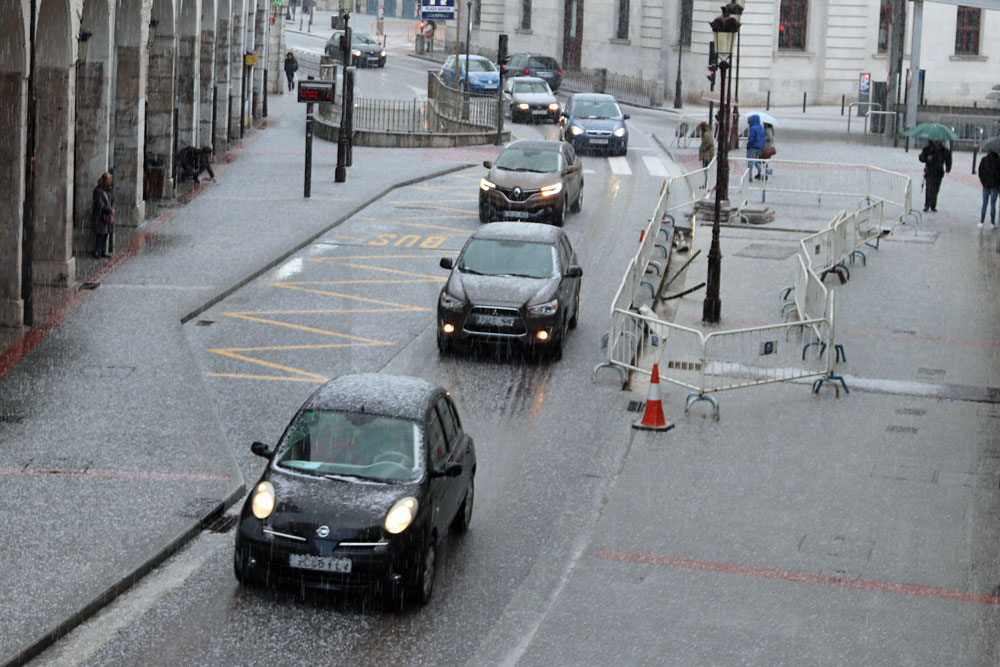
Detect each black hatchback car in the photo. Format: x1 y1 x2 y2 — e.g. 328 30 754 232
502 53 562 91
324 30 386 67
437 222 582 359
234 374 476 607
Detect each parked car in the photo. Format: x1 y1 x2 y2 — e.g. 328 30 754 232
234 374 476 607
439 55 500 93
479 140 584 226
502 53 562 91
559 93 630 156
502 76 560 124
437 222 583 359
324 30 386 67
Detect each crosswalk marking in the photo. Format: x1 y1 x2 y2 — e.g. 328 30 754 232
607 156 631 175
642 156 670 178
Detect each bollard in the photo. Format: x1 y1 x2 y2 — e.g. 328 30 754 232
802 92 807 113
766 91 770 111
841 94 845 116
304 102 313 198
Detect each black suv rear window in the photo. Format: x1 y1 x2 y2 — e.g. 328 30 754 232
529 57 559 69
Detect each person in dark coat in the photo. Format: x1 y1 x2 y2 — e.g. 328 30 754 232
918 139 952 212
177 145 216 183
746 113 765 181
91 172 114 258
977 149 999 229
284 52 298 91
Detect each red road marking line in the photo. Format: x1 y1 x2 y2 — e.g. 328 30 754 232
596 549 1000 606
0 467 231 483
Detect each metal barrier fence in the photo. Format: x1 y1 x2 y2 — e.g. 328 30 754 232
352 97 432 132
427 73 498 128
561 67 664 107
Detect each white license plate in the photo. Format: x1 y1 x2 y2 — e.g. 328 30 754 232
475 314 515 327
289 554 352 573
531 109 547 115
590 138 609 145
506 210 531 219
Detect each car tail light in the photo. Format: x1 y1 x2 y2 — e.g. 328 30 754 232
557 70 562 76
524 67 530 75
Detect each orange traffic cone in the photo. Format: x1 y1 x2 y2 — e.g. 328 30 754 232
632 363 675 432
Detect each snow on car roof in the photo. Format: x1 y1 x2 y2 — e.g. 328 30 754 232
471 221 563 244
306 374 442 421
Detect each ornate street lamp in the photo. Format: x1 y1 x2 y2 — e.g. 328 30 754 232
702 3 741 324
78 28 92 63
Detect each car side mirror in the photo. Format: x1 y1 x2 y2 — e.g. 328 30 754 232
251 441 274 458
623 113 631 120
565 265 583 278
432 462 463 478
483 160 492 169
440 257 454 269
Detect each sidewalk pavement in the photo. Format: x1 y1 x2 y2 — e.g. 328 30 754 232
0 89 483 667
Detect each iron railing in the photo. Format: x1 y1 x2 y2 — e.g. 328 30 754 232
352 98 434 132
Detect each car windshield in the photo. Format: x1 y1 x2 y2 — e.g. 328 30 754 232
464 58 495 73
494 148 561 173
513 81 551 94
275 410 422 483
458 239 557 278
529 57 559 69
354 33 378 45
573 99 622 119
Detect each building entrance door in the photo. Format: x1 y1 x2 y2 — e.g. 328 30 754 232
562 0 583 69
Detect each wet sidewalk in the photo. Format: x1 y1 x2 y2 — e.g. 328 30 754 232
0 90 482 667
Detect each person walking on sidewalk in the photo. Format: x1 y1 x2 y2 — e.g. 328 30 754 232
177 145 216 183
91 172 114 258
698 121 714 169
284 52 298 92
918 139 951 212
977 149 999 229
746 114 765 181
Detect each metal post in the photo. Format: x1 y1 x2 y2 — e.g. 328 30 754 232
905 0 924 143
702 56 730 324
841 94 845 116
802 91 806 113
212 86 218 153
21 0 37 326
766 90 770 111
304 101 313 197
496 34 507 145
240 65 247 138
263 68 268 117
464 0 472 93
344 66 354 166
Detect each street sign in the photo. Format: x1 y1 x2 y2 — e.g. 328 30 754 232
297 80 335 103
421 0 455 21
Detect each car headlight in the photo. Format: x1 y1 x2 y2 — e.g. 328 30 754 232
380 50 386 57
439 291 465 310
517 103 530 110
569 125 585 136
385 497 418 534
540 182 563 197
251 481 275 519
352 49 361 57
548 103 560 111
528 299 559 315
480 178 496 191
614 127 627 138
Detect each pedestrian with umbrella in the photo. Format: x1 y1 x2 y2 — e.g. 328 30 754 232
977 137 1000 229
905 123 957 213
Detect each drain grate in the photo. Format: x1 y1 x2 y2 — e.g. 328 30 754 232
886 425 918 434
202 514 238 534
626 400 644 413
0 414 24 424
895 408 926 416
196 320 215 327
81 282 100 290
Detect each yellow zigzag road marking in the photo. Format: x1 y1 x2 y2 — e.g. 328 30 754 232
263 284 430 311
360 215 474 224
308 253 457 262
221 312 403 337
337 263 444 280
209 343 390 383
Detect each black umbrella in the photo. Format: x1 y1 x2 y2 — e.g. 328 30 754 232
980 136 1000 154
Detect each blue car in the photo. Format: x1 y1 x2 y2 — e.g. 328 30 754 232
559 93 630 156
440 55 500 93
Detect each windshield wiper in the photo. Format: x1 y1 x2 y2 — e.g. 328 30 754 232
502 272 541 278
324 472 384 483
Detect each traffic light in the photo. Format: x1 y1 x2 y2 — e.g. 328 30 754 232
497 33 509 73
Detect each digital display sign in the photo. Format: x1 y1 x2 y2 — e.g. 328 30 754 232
297 81 335 103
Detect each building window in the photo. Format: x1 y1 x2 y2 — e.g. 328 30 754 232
616 0 629 39
778 0 808 50
877 0 889 53
955 6 980 55
679 0 693 47
474 0 481 25
520 0 531 30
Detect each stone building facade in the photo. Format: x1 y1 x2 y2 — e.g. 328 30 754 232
0 0 287 328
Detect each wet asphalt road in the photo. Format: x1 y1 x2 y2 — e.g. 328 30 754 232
33 114 669 665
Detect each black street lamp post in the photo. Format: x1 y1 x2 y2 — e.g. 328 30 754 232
702 3 741 324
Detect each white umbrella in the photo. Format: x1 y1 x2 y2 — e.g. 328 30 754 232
742 111 778 127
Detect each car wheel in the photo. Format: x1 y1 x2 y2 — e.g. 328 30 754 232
570 185 583 213
620 145 628 157
451 477 474 533
569 289 580 329
550 320 565 361
479 201 492 224
554 198 566 226
409 537 437 606
233 547 253 586
437 333 452 356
